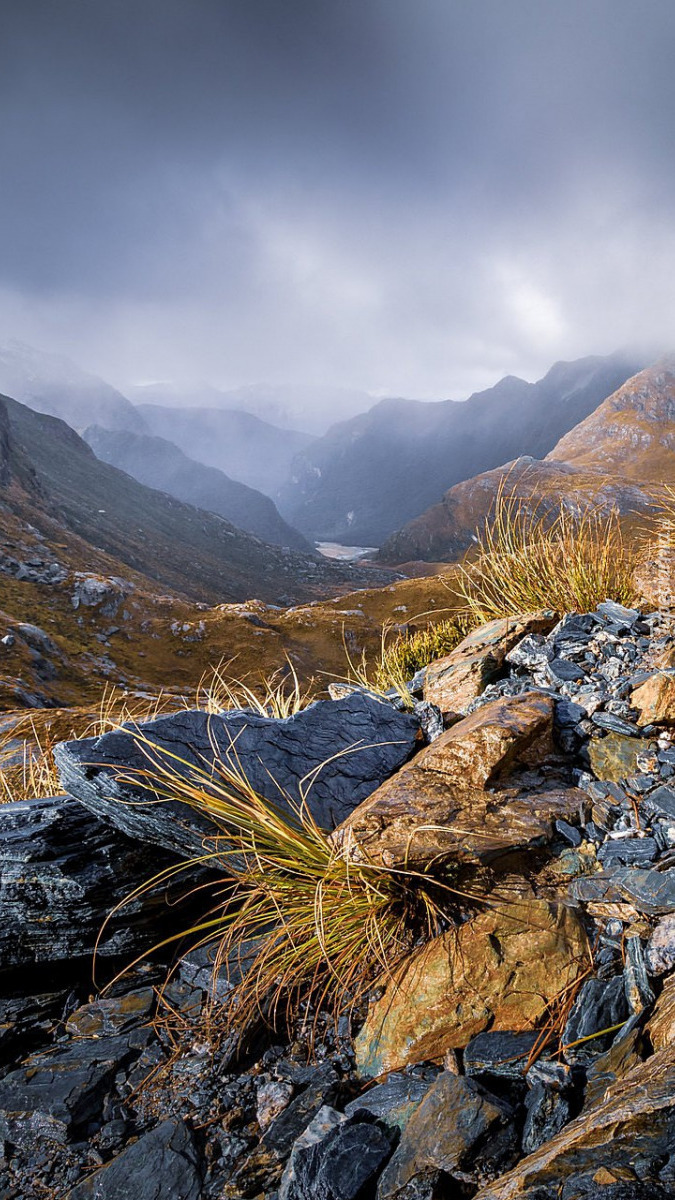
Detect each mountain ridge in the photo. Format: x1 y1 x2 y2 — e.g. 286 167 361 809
83 425 312 552
278 353 644 545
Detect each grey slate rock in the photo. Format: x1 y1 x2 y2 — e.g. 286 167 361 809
281 1112 396 1200
55 696 420 859
344 1067 439 1130
522 1081 572 1155
67 1118 202 1199
597 837 658 867
376 1072 518 1198
261 1065 341 1160
555 701 587 728
0 795 208 972
647 785 675 820
562 976 628 1063
591 712 639 736
464 1031 540 1082
0 1035 139 1134
548 659 587 684
571 867 675 916
596 601 640 626
555 819 582 847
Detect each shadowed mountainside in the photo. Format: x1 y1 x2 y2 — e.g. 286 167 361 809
136 401 314 497
278 354 644 545
83 425 312 552
377 361 675 565
0 393 398 607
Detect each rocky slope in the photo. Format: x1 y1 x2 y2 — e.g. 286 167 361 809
4 601 675 1197
0 339 146 434
279 354 643 546
136 401 314 497
84 425 312 552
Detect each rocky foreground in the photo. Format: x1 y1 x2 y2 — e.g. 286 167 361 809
3 602 675 1197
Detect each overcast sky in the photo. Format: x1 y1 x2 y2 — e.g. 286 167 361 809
1 0 675 401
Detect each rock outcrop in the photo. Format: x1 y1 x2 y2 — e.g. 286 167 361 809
55 694 421 859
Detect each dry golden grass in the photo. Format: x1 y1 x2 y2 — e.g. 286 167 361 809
343 615 469 707
194 655 315 718
457 484 640 623
0 685 172 804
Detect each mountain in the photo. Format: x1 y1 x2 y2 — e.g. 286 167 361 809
278 354 644 546
83 425 312 552
135 402 314 497
378 360 675 565
0 393 398 607
0 340 146 434
129 381 372 436
377 456 653 565
545 358 675 481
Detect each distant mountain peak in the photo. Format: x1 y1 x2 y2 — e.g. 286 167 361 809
0 339 146 435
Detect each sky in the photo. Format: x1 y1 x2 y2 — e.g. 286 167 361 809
1 0 675 403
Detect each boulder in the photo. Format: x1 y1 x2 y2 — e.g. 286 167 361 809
0 795 209 974
67 1118 202 1199
472 1042 675 1200
631 670 675 726
355 889 588 1076
54 695 421 861
423 612 558 718
376 1071 518 1198
332 692 586 870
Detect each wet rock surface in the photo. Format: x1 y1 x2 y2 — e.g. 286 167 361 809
55 694 421 859
5 602 675 1198
354 889 588 1076
423 611 558 718
0 794 211 973
332 691 587 870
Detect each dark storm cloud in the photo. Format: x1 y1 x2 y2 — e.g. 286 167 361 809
1 0 675 397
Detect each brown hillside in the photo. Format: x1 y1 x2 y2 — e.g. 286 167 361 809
547 359 675 480
378 456 653 565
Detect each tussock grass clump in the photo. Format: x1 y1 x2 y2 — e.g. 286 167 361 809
195 656 315 718
458 486 639 624
372 618 470 690
344 616 469 708
115 732 448 1039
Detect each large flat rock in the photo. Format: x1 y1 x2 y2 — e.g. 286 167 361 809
332 692 585 870
355 889 588 1076
54 695 420 860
